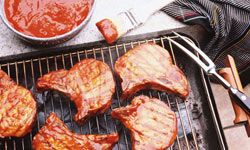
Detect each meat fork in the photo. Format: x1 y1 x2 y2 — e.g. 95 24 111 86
167 32 250 115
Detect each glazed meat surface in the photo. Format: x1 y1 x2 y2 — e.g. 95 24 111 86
115 43 189 100
33 113 119 150
0 70 37 138
111 95 177 150
36 59 115 124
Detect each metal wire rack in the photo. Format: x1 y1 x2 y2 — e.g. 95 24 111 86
0 36 225 150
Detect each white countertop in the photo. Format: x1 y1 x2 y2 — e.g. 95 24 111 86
0 0 185 57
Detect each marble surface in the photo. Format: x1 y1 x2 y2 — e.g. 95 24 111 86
0 0 184 57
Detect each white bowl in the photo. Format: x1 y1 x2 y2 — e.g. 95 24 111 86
0 0 95 45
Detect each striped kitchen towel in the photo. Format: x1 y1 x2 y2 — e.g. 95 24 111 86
162 0 250 85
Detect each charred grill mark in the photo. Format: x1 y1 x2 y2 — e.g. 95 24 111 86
121 101 175 132
0 70 36 138
111 96 177 149
142 104 171 118
77 64 112 93
115 43 189 99
6 95 23 116
131 125 173 148
36 59 115 124
137 121 170 135
144 46 166 66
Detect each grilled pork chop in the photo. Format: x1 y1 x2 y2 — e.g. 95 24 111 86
36 59 115 124
111 95 177 150
115 43 189 100
0 70 37 138
33 113 119 150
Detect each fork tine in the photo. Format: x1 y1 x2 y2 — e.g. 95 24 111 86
172 31 215 66
166 37 209 72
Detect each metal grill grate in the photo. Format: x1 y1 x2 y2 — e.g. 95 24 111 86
0 36 223 150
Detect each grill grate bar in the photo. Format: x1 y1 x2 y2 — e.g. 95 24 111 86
46 57 56 113
176 99 191 150
169 39 191 149
167 38 199 150
168 97 178 149
30 59 41 134
184 99 199 148
21 61 33 149
53 56 65 123
61 54 75 129
8 63 16 150
157 39 179 150
7 63 16 150
107 46 125 150
112 46 130 150
161 38 195 150
160 38 183 150
84 50 93 135
91 49 101 134
120 44 130 107
76 51 93 134
160 37 183 150
85 49 101 134
0 36 205 150
38 58 47 121
91 48 110 134
0 64 4 150
101 47 124 148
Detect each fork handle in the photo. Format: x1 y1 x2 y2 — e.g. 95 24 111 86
229 88 250 116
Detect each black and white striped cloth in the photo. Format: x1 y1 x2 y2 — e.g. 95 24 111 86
162 0 250 85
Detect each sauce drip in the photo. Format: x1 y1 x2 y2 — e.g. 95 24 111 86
4 0 93 38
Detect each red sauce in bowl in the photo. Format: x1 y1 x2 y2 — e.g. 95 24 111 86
4 0 94 38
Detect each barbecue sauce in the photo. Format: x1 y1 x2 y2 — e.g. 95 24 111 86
4 0 93 38
96 19 118 44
